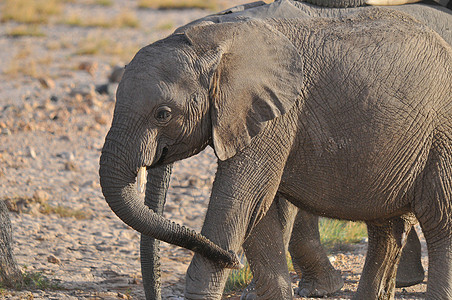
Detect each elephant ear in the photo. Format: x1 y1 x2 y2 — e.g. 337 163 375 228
184 20 304 160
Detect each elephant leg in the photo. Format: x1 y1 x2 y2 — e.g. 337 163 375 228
241 194 298 300
354 217 411 300
0 200 22 288
140 164 172 300
289 210 344 297
395 228 424 288
185 147 291 299
413 150 452 299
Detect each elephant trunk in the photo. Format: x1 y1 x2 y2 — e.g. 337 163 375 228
141 164 173 300
99 139 241 269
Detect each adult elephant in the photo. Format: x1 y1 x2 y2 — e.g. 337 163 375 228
99 6 452 300
136 0 450 298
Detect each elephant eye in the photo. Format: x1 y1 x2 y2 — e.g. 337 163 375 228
155 106 172 124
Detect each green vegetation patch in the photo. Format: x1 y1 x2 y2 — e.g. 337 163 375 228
92 0 114 6
319 218 367 251
0 268 61 291
224 261 253 293
22 270 61 290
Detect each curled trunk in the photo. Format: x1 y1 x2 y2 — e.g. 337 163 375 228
99 141 241 270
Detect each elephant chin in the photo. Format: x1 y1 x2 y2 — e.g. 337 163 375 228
98 147 242 270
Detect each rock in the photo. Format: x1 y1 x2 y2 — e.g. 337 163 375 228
47 255 61 265
95 83 117 96
50 95 59 102
108 66 125 83
64 161 77 171
26 146 37 159
95 84 109 95
1 128 11 136
82 180 99 189
33 190 49 203
94 114 108 125
70 84 96 98
78 61 98 75
56 152 75 161
38 77 56 89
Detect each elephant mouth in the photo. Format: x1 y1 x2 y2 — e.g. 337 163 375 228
137 147 169 194
152 146 168 168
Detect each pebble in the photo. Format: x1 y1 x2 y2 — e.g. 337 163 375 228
70 84 96 98
95 83 117 96
27 146 37 159
1 128 12 135
78 61 98 75
47 255 62 265
33 190 49 203
56 152 75 161
38 77 56 89
64 161 78 171
94 114 109 125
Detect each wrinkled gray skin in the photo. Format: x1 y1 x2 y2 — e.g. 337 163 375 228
0 200 23 288
99 3 452 300
138 1 450 299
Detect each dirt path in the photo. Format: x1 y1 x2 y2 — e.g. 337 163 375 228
0 0 427 299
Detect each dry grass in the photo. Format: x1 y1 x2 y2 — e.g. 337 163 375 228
3 195 90 220
6 25 45 37
62 10 139 28
155 20 176 31
39 203 89 219
138 0 219 10
1 0 63 24
4 59 39 78
75 37 140 62
4 47 53 79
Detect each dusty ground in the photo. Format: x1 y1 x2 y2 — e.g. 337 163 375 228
0 0 428 299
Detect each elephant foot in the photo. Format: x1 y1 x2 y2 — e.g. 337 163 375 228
295 269 344 297
395 262 424 288
395 229 425 288
240 280 293 300
240 281 257 300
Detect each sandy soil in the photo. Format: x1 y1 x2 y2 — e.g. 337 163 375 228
0 0 428 299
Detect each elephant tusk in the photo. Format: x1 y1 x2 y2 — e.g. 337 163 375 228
365 0 422 5
137 166 147 194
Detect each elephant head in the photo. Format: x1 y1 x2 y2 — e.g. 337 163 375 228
99 19 303 270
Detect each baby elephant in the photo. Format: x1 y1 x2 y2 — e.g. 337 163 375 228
100 7 452 300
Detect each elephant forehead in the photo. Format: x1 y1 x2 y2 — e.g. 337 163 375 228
116 70 199 109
